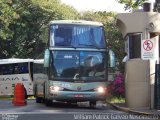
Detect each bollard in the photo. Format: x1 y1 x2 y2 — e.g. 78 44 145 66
12 83 27 106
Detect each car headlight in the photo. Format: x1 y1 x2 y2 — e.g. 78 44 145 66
50 86 64 92
96 86 105 93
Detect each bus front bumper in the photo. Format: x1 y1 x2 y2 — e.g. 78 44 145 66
48 91 107 102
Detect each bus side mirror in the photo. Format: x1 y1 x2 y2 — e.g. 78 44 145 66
109 49 115 67
44 49 50 67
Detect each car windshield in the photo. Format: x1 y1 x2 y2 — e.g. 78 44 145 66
50 24 106 48
49 51 106 80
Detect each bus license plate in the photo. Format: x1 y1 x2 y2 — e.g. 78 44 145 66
74 94 83 97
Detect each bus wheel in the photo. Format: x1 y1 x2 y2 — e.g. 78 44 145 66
45 99 52 106
89 101 96 108
24 88 28 99
36 97 42 103
41 98 45 103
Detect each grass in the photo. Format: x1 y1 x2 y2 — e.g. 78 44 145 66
0 95 13 100
0 95 35 100
28 96 35 99
106 95 125 103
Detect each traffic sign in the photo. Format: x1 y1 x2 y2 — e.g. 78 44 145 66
141 38 155 60
143 40 153 51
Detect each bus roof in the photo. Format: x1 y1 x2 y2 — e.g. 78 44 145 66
33 59 44 64
49 20 103 26
0 58 34 65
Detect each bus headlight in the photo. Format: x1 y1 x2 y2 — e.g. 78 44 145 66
50 86 64 92
96 86 105 93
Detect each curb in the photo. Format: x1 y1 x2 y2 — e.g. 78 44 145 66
106 101 157 115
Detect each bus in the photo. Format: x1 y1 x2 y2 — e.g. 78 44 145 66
33 20 115 107
33 59 45 100
0 58 34 97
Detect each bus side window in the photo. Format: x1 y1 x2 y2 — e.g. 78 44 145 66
18 63 28 74
14 65 19 74
2 64 14 75
33 64 37 73
34 63 43 74
0 65 3 75
39 64 44 73
2 66 5 75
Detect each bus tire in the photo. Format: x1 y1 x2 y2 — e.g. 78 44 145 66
42 84 45 103
45 99 52 106
24 88 28 99
41 98 45 103
36 97 42 103
89 101 96 108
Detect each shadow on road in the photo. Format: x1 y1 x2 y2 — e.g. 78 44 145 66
42 101 107 110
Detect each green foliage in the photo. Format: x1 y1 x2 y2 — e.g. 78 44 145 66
117 0 160 12
80 11 115 23
32 0 79 20
0 0 18 40
0 0 79 58
154 0 160 12
116 0 145 10
106 95 125 103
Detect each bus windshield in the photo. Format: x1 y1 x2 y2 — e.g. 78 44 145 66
49 51 106 80
50 24 106 48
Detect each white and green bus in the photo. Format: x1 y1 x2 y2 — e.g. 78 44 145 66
33 20 115 107
0 58 34 97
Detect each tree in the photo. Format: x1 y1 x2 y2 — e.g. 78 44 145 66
117 0 160 12
116 0 145 10
6 0 48 58
0 0 20 58
154 0 160 12
30 0 79 58
0 0 79 58
0 0 19 40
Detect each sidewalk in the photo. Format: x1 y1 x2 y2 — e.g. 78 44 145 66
107 102 160 115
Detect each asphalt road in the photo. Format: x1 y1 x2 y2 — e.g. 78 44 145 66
0 100 156 120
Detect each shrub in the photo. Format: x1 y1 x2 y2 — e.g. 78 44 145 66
108 73 125 97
